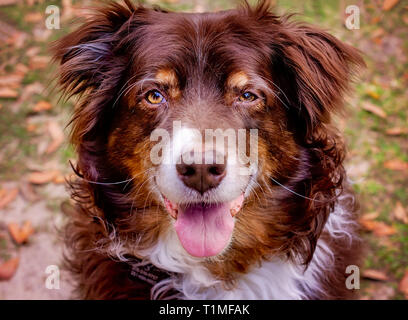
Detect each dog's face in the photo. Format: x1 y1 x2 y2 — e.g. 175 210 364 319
55 1 363 269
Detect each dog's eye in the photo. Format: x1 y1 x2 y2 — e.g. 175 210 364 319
238 92 257 102
146 90 166 105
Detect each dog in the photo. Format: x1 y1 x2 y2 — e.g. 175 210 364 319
53 0 364 299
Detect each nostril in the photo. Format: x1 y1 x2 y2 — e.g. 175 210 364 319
208 165 225 176
176 164 196 177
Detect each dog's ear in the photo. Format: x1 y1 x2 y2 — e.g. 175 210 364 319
52 0 142 97
52 1 148 181
278 22 365 132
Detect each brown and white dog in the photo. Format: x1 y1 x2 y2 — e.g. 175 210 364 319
53 0 364 299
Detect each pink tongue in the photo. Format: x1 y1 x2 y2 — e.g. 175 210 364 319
174 203 234 257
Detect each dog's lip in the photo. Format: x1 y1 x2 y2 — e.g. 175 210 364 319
162 195 245 220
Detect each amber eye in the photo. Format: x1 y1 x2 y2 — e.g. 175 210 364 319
238 92 257 102
146 90 166 105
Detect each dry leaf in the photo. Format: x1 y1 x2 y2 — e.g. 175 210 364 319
32 100 52 112
399 270 408 299
24 12 43 23
384 159 408 172
14 63 29 76
362 269 389 281
361 212 380 221
383 0 399 11
46 121 64 154
0 74 23 89
8 221 34 244
361 102 387 118
386 127 408 135
0 257 19 281
53 173 67 184
26 47 40 57
29 56 51 70
359 219 397 236
393 202 408 224
0 87 18 98
366 90 380 100
27 170 59 184
19 182 40 202
0 187 19 210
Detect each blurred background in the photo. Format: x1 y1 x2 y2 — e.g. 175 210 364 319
0 0 407 300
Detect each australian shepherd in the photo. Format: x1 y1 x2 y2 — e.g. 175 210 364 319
53 0 364 299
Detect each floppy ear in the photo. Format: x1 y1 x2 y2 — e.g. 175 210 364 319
52 1 146 180
275 21 365 134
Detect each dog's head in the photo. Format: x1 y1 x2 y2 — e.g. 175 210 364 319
54 0 363 272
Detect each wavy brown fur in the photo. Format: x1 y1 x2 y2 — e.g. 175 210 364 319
53 0 364 299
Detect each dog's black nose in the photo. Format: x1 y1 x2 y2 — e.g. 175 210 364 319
176 154 227 194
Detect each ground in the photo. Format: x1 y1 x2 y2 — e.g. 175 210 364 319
0 0 407 300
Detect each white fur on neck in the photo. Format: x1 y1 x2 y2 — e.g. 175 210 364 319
118 195 355 300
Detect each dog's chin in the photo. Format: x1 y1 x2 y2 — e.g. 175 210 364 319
162 194 244 258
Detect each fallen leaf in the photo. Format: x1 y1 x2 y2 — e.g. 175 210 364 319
0 87 18 98
362 269 389 281
0 187 19 210
53 173 67 184
14 63 29 76
29 56 51 70
0 1 19 7
366 90 380 100
0 257 19 281
27 170 59 184
359 219 397 236
384 159 408 172
383 0 399 11
8 221 34 244
0 74 24 89
32 100 52 112
361 212 380 221
386 127 408 135
361 102 387 118
26 47 40 57
26 123 37 132
399 270 408 299
46 121 64 154
393 202 408 224
24 12 43 23
19 182 40 202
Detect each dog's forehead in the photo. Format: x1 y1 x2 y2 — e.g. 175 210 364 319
137 10 266 69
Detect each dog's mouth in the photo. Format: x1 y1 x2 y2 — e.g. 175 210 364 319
163 195 244 257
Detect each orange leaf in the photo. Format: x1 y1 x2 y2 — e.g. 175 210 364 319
366 90 380 100
393 202 408 224
46 121 64 154
363 269 389 281
399 270 408 299
29 56 51 70
0 257 19 281
0 87 18 98
27 170 59 184
361 102 387 118
8 221 34 244
359 219 397 236
0 74 23 89
384 159 408 172
386 127 408 136
383 0 399 11
32 101 52 112
0 187 19 210
24 12 43 23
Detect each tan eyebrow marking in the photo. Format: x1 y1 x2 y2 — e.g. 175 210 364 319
155 68 180 99
155 68 178 87
227 71 249 88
